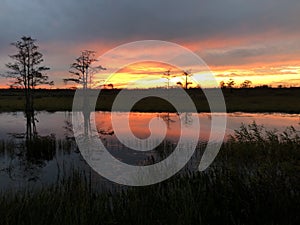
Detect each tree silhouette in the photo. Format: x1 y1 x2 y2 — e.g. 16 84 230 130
182 70 193 90
240 80 252 88
64 51 106 143
64 50 106 90
226 78 235 88
226 78 235 93
106 83 114 89
220 81 226 89
176 81 183 87
162 69 172 89
5 36 53 111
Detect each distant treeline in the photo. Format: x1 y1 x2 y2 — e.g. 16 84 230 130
0 87 300 113
1 86 300 95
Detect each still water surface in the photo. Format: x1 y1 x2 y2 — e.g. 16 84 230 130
1 111 299 139
0 111 299 190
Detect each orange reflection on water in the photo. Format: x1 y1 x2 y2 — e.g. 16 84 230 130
94 112 213 142
94 112 300 144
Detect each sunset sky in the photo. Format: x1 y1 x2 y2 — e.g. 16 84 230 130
0 0 300 88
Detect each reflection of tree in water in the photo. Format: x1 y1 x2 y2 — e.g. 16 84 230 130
24 110 56 165
159 112 193 128
94 114 114 138
98 127 114 138
83 109 91 136
63 114 74 140
180 112 193 126
1 110 56 182
160 113 176 129
25 110 37 140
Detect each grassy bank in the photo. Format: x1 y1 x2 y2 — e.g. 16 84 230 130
0 88 300 113
0 124 299 225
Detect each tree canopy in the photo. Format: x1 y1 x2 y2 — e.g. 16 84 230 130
64 50 106 89
5 36 53 89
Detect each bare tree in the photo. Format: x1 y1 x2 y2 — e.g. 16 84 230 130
182 70 193 90
4 36 53 111
64 50 106 141
64 50 106 90
162 69 172 89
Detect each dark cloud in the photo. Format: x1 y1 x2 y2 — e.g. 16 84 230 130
1 0 300 86
1 0 300 45
202 40 300 66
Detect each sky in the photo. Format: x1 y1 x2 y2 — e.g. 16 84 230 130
0 0 300 88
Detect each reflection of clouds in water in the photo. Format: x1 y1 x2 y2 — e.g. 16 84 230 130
226 113 300 134
0 111 299 140
94 112 300 142
1 111 299 189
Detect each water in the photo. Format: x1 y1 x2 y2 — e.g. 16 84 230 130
0 111 299 190
1 111 299 139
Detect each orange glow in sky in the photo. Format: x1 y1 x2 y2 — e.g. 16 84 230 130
71 36 300 89
91 62 300 89
1 0 300 89
1 36 300 89
93 61 191 89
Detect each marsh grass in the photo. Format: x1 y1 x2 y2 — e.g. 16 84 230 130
0 124 299 225
1 88 300 112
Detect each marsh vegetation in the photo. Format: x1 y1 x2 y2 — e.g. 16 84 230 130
0 123 299 225
1 87 300 113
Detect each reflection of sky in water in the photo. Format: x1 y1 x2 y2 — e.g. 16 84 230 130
0 111 299 140
0 111 71 139
0 111 299 190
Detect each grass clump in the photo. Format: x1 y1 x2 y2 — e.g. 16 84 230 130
0 124 299 225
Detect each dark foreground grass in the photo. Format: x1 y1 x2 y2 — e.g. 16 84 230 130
0 124 299 225
1 88 300 113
